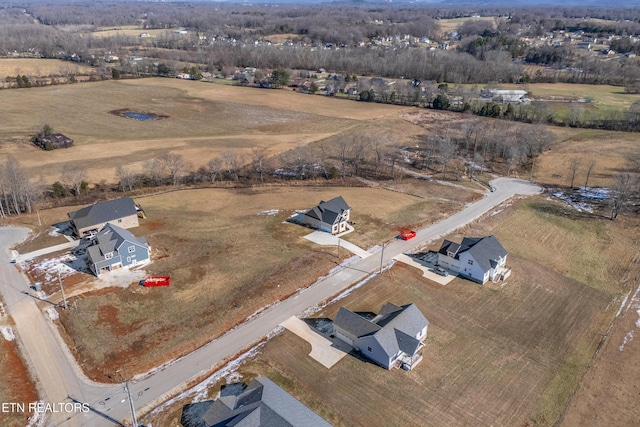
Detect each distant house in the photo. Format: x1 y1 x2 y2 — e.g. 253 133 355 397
437 235 510 284
86 224 149 276
482 89 529 103
33 133 73 150
303 196 350 234
180 376 332 427
333 302 429 370
68 197 140 238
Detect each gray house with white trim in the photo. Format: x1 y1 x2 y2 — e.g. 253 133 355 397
68 197 139 238
86 224 149 276
303 196 350 234
437 235 509 284
333 302 428 370
180 376 332 427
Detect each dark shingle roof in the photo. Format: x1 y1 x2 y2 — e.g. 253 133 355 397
334 307 381 338
68 197 137 230
86 223 147 264
304 196 350 226
334 303 428 360
438 235 507 272
181 377 332 427
460 235 507 272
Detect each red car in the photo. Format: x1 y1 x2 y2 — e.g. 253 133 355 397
401 230 416 240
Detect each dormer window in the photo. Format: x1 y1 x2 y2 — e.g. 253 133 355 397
104 252 113 260
448 251 455 258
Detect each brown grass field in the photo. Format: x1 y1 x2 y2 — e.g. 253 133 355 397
0 338 39 427
0 58 95 78
11 182 475 380
144 195 640 427
0 78 413 184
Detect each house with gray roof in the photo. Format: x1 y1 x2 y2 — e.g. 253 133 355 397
437 235 510 284
303 196 350 234
86 223 149 276
333 302 428 370
180 376 332 427
68 197 140 238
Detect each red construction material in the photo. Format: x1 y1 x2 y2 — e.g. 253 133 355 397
401 230 416 240
142 276 171 287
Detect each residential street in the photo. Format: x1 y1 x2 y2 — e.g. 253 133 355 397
0 177 541 426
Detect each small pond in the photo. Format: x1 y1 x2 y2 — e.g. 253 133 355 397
122 112 155 121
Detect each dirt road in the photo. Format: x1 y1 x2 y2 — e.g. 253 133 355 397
0 177 541 426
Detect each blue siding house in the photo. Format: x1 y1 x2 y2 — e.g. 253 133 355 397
86 223 150 276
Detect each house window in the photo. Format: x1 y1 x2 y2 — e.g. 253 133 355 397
118 219 122 223
128 246 135 253
127 257 131 263
367 346 372 353
104 252 113 260
467 259 474 265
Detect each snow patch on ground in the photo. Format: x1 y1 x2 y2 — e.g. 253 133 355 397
258 209 280 216
144 336 273 418
619 331 634 351
490 209 503 216
24 253 88 285
552 186 611 213
26 403 46 427
44 306 59 321
619 284 640 351
1 326 15 341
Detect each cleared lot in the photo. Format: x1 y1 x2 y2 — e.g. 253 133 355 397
143 195 637 427
13 183 474 380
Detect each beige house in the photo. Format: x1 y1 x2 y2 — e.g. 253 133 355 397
68 197 140 238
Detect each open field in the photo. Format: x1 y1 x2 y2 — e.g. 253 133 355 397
12 183 475 380
91 26 182 38
0 78 413 184
436 17 506 36
145 194 639 427
495 83 640 111
0 58 95 78
0 338 39 427
534 127 638 187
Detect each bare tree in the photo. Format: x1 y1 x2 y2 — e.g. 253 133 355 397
116 165 137 192
584 160 596 188
61 164 86 197
337 136 351 179
207 157 223 183
350 136 367 177
610 172 636 220
3 157 36 214
438 136 457 180
251 147 269 183
222 149 240 181
144 158 166 186
158 153 189 186
568 157 581 188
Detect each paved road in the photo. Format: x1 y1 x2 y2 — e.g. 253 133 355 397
13 239 80 263
0 177 541 426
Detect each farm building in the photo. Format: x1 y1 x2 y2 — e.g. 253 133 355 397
303 196 350 234
33 133 73 150
481 89 529 103
180 376 332 427
68 197 140 238
333 302 429 370
437 235 510 284
86 224 149 276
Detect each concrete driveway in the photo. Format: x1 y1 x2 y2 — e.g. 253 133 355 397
393 254 455 285
280 316 350 368
304 228 372 259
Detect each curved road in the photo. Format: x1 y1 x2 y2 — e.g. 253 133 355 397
0 178 541 426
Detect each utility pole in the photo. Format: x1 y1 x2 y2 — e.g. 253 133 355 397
57 272 68 310
125 381 138 427
36 209 41 227
379 242 386 273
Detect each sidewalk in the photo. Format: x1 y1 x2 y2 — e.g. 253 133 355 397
304 228 372 259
